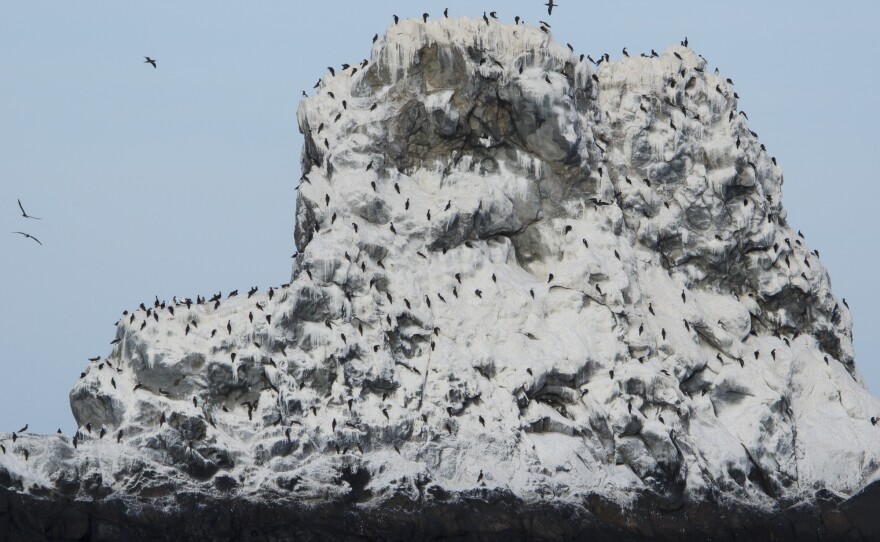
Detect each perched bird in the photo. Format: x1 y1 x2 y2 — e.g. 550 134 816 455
144 56 157 68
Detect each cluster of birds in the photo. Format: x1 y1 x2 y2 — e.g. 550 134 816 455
0 423 44 463
293 7 875 443
9 4 880 479
11 199 42 245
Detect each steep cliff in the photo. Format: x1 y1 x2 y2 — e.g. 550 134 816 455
2 18 879 541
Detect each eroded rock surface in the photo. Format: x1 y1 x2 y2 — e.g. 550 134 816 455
1 18 879 540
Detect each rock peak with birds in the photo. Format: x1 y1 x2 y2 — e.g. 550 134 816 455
1 17 879 540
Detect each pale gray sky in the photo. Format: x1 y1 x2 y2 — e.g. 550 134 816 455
1 0 877 434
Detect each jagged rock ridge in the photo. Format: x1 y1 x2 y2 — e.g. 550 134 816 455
2 17 880 541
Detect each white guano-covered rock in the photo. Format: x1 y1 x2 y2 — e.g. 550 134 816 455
1 18 877 519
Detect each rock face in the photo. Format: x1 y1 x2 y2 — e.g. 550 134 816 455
2 18 880 541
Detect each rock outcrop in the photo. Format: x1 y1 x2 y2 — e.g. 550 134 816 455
1 18 879 541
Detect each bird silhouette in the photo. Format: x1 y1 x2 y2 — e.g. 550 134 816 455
11 231 42 245
545 0 558 15
17 199 40 220
144 56 157 68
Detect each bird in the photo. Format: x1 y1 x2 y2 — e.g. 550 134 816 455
545 0 558 15
622 47 629 57
422 13 429 23
144 57 157 68
444 8 448 17
483 11 490 25
17 199 40 220
17 424 27 433
11 231 42 245
393 14 399 24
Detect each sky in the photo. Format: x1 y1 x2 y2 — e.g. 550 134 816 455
0 0 878 435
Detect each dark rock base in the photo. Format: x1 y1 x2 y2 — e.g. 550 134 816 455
2 482 880 541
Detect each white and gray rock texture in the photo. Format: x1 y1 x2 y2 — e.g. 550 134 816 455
2 18 880 541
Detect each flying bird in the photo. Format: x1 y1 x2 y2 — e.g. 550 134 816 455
144 56 157 68
11 231 42 245
17 199 40 220
545 0 558 15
